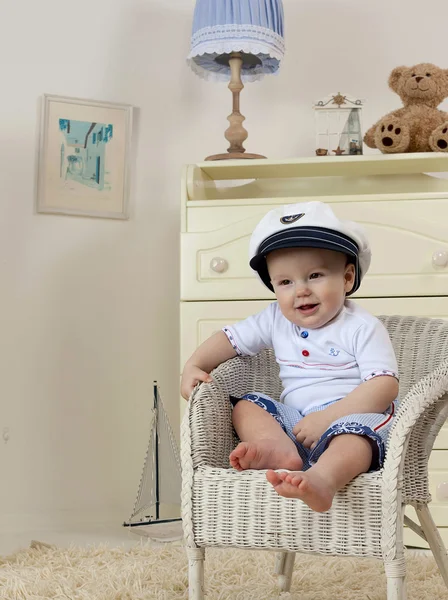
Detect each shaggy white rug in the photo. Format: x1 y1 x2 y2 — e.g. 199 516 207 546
0 540 447 600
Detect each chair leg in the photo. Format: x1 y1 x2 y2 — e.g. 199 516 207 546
386 573 407 600
274 551 286 575
384 559 407 600
187 547 205 600
416 504 448 587
277 552 295 592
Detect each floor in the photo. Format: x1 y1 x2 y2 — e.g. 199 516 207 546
0 523 158 557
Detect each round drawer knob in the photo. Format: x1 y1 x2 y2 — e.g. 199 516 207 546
436 481 448 501
432 250 448 268
210 257 228 273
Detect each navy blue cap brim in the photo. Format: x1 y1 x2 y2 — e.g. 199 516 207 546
250 226 361 296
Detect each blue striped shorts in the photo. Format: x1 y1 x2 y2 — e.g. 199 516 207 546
229 393 396 471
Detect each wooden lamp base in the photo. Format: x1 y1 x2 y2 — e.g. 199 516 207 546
205 151 266 161
205 52 266 162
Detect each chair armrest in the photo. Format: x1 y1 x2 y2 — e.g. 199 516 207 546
384 359 448 471
181 373 235 471
181 350 281 470
180 351 281 549
182 372 235 549
381 360 448 549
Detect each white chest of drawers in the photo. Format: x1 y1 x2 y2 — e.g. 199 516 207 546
180 153 448 548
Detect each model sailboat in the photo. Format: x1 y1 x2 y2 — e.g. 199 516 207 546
123 382 182 541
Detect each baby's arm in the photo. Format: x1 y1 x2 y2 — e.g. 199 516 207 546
180 331 237 400
293 376 398 448
320 375 399 422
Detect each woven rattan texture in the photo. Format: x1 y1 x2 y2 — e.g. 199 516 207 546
181 316 448 560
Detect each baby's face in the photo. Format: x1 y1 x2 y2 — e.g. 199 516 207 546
266 247 355 329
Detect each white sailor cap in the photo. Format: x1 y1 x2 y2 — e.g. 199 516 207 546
249 201 371 296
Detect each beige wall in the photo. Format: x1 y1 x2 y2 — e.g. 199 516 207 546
1 0 447 533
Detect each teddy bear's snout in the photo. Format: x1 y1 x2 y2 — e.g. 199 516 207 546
415 76 424 83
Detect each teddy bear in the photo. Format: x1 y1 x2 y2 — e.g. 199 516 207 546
363 63 448 153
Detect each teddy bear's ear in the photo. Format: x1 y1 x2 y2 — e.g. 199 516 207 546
388 66 407 93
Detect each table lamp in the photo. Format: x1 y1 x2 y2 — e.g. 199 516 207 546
187 0 285 161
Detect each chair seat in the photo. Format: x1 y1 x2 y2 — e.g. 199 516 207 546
192 466 384 557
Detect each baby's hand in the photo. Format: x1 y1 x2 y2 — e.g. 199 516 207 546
180 364 213 401
293 411 334 449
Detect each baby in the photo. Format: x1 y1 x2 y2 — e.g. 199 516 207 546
181 201 399 512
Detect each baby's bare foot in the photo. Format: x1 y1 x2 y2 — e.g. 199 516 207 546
229 440 303 472
266 469 335 512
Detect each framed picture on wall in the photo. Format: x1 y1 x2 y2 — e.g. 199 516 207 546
36 94 133 219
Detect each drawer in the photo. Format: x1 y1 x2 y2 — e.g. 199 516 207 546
180 297 448 368
428 451 448 509
405 450 448 548
180 297 448 441
181 199 448 301
404 526 448 549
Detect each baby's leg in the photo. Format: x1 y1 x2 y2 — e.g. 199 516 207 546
266 434 372 512
230 400 303 471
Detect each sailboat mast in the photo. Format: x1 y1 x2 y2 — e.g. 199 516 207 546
154 381 160 521
123 381 182 531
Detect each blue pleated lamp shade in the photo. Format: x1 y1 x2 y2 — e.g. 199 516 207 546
187 0 285 82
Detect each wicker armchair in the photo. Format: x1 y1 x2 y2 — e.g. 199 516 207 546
181 316 448 600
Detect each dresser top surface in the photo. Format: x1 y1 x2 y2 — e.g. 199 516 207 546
187 152 448 181
183 153 448 205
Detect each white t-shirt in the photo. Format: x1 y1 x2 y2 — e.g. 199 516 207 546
222 300 398 414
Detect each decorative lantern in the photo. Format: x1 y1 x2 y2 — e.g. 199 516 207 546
313 93 364 157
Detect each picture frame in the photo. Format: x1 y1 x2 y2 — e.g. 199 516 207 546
36 94 133 219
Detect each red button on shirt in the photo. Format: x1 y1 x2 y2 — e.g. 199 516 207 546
302 350 309 357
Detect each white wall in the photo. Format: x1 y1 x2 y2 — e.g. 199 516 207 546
1 0 447 534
